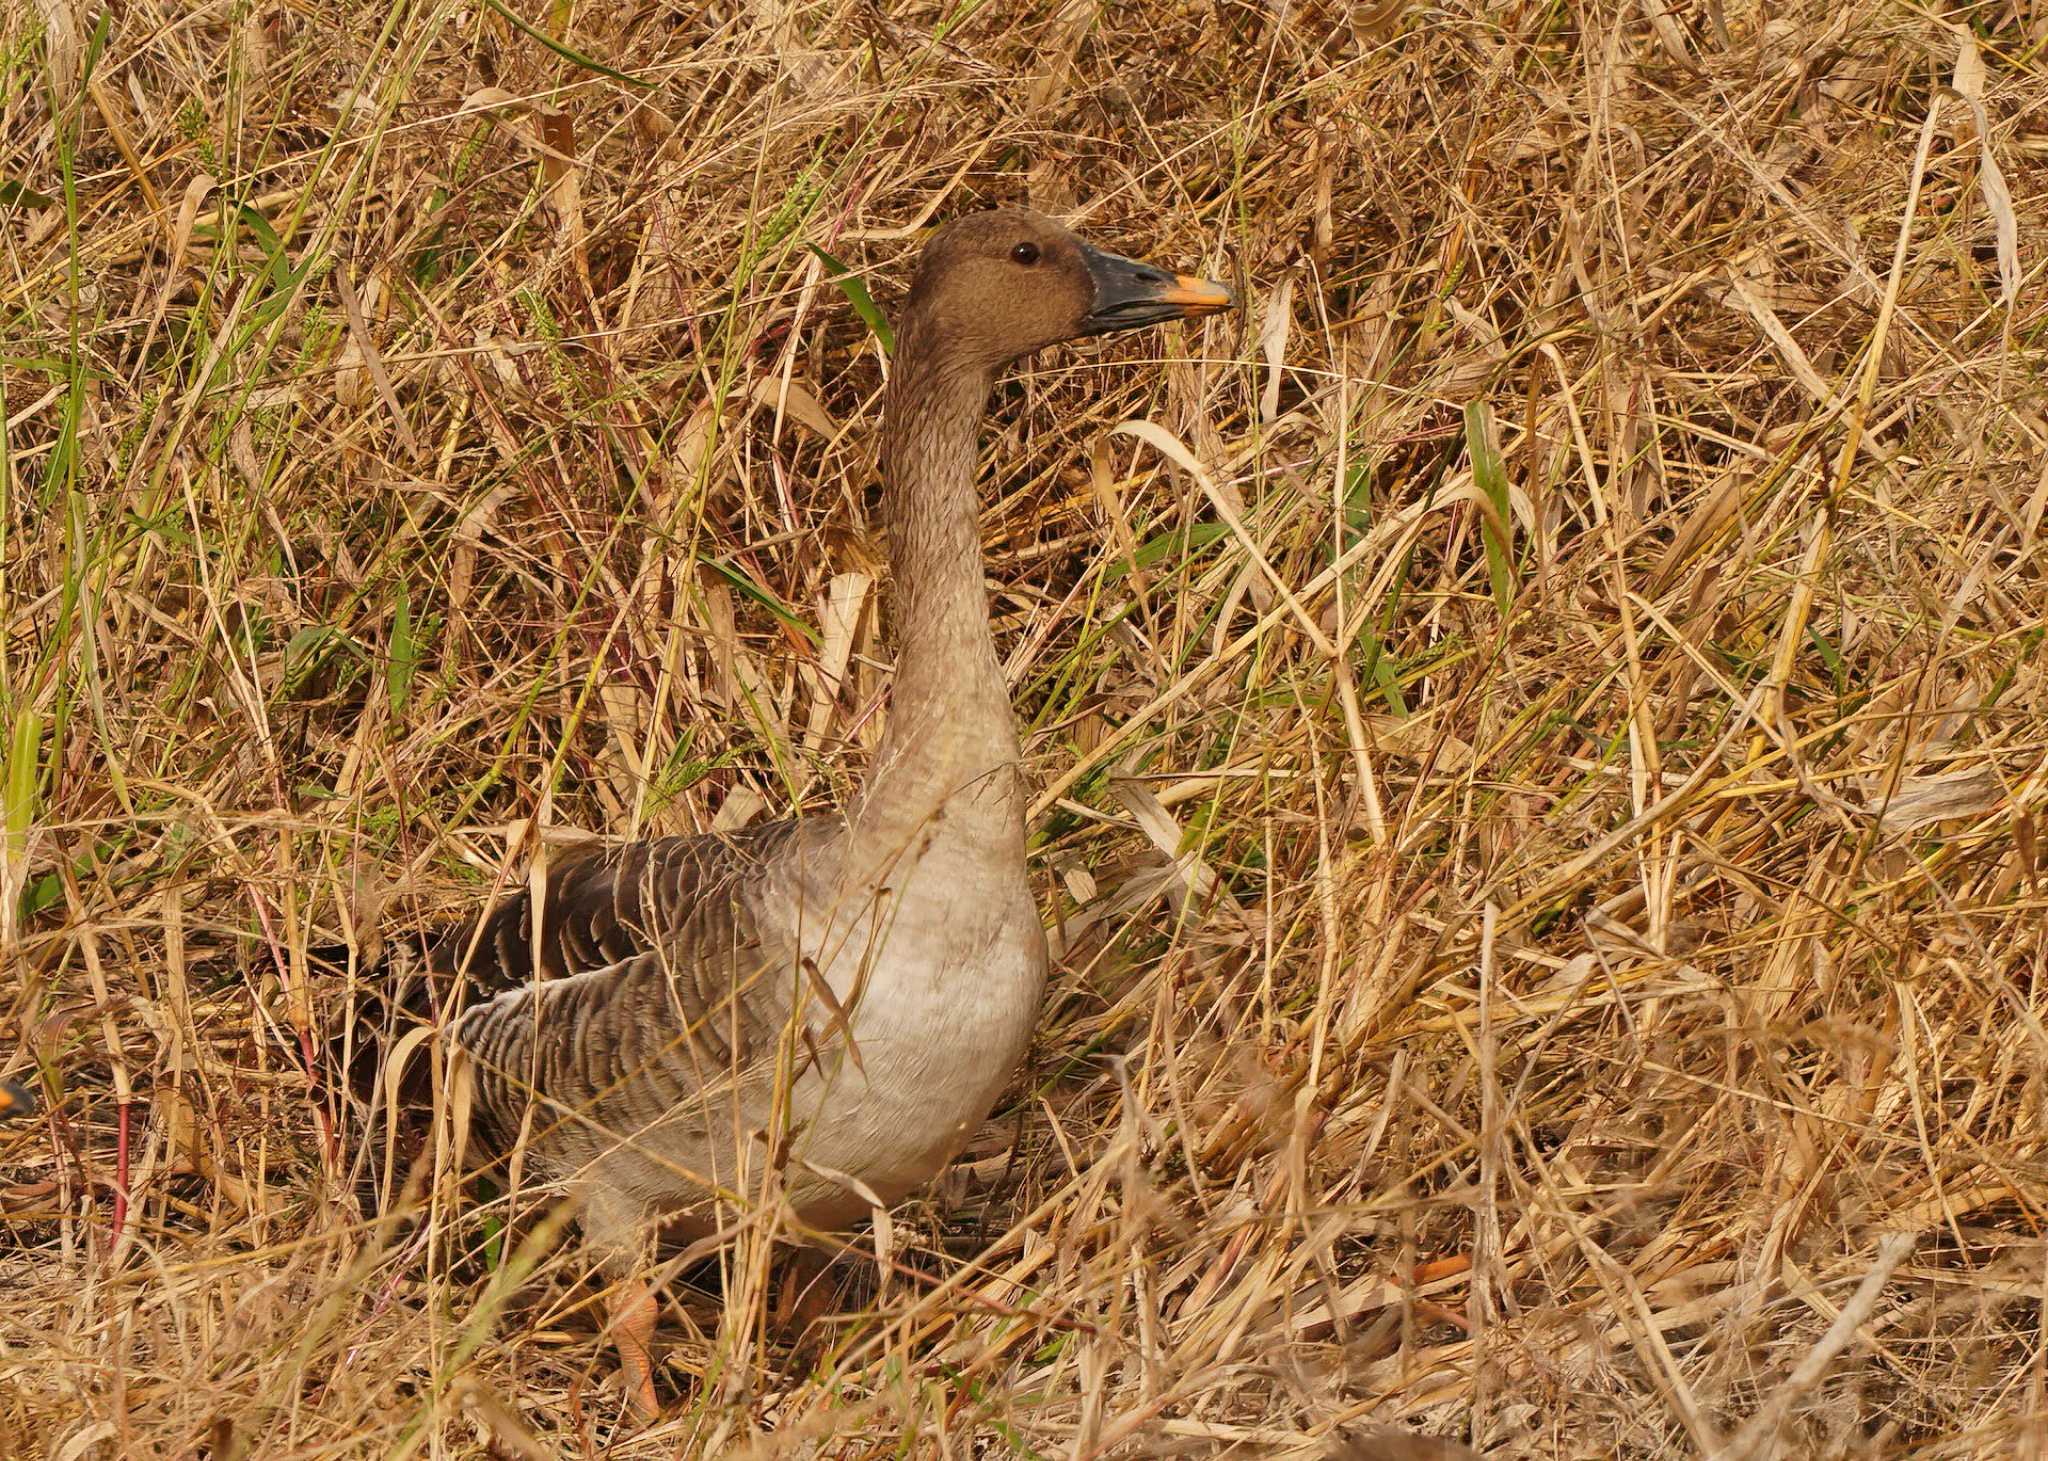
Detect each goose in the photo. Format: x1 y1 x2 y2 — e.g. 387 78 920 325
358 207 1233 1412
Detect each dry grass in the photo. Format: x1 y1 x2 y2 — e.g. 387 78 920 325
3 0 2047 1455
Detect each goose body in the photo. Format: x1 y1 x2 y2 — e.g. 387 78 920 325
450 811 1044 1238
395 208 1232 1407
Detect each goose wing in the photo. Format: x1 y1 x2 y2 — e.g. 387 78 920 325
442 821 827 1160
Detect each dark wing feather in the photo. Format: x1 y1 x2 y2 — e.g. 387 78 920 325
434 825 785 993
443 820 815 1165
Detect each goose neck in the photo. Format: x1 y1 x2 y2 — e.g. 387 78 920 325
859 337 1023 855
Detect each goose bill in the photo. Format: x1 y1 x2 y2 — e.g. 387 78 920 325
0 1077 34 1120
1078 243 1235 334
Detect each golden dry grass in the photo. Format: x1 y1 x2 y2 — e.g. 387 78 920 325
3 0 2047 1456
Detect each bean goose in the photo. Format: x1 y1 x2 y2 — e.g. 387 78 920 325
360 208 1233 1412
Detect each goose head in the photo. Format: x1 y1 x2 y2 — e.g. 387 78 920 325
898 207 1234 370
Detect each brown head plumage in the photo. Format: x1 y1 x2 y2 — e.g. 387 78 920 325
896 206 1232 370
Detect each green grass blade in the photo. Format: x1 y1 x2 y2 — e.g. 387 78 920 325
807 243 895 353
0 180 56 209
476 0 649 87
1464 400 1515 614
387 578 418 717
5 705 39 874
701 559 820 647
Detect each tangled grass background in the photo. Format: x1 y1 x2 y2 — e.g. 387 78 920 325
2 1 2046 1455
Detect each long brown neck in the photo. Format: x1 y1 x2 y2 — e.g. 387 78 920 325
852 321 1023 864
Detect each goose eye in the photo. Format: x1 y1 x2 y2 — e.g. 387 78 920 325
1010 241 1040 266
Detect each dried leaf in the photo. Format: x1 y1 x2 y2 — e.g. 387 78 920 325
1866 768 2005 834
748 375 838 440
1109 778 1236 917
800 1156 893 1279
599 678 648 808
1951 29 2019 308
34 0 82 108
711 783 765 832
1363 708 1476 770
334 265 421 456
536 109 589 292
449 481 515 612
1649 469 1747 594
801 571 870 755
1258 268 1296 423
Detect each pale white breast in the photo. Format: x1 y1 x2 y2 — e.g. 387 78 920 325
779 860 1047 1211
